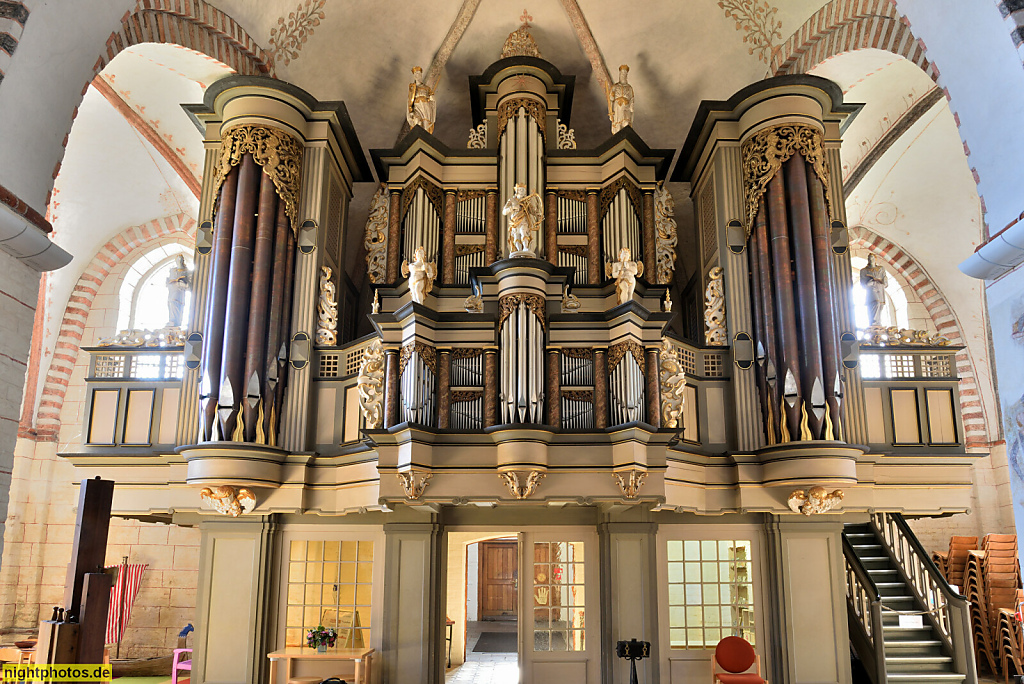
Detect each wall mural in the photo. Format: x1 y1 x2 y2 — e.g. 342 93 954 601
987 269 1024 520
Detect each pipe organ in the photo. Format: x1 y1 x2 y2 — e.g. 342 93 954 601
601 184 643 270
402 182 442 265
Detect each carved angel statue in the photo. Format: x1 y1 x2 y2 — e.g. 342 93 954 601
357 338 385 429
502 183 543 257
401 246 436 304
200 485 256 517
787 486 844 516
165 255 192 328
407 66 436 134
606 246 644 305
607 64 634 134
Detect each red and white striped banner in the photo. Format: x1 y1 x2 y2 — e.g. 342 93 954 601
105 562 147 645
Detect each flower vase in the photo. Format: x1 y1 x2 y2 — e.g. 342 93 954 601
317 644 327 654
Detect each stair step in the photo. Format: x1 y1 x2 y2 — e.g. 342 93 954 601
883 627 940 639
867 569 900 575
880 595 916 603
883 640 944 649
885 656 953 666
885 674 965 683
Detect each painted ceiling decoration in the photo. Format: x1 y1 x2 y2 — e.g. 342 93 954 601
718 0 784 64
268 0 328 68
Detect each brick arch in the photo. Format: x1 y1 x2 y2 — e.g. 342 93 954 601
770 0 937 82
27 214 197 442
849 225 989 447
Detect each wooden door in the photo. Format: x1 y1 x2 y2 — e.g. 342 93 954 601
479 541 518 620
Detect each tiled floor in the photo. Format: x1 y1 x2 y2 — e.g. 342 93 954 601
445 620 519 684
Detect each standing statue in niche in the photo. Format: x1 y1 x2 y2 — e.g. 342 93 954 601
165 255 192 328
607 64 634 134
401 246 436 304
407 66 436 134
860 254 889 327
502 183 543 257
606 247 644 305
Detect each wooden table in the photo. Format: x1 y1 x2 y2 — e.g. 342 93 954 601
267 646 375 684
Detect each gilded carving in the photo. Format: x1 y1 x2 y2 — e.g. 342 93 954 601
467 122 487 149
608 340 645 374
200 485 256 517
787 486 844 515
399 341 437 378
562 389 593 402
862 326 949 347
559 244 587 257
498 293 546 331
464 293 483 313
557 121 576 150
497 97 547 144
659 338 687 429
705 266 727 346
364 183 389 284
613 468 647 499
452 348 484 359
97 327 186 347
654 181 678 285
500 470 545 500
561 348 593 360
451 390 484 402
356 338 385 429
599 177 643 223
213 125 303 231
501 11 542 59
561 286 582 313
316 266 338 346
401 176 444 221
455 243 485 257
397 471 432 500
741 124 832 237
557 189 587 203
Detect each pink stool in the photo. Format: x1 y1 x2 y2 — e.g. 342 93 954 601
172 648 192 684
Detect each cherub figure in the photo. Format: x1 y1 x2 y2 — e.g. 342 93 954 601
502 183 543 257
401 246 436 304
606 246 644 305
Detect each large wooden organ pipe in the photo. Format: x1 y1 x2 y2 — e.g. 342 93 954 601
199 128 302 444
744 128 842 443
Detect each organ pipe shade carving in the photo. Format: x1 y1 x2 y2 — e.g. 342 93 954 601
654 181 678 284
357 338 385 429
705 266 727 346
500 297 545 424
497 97 546 144
402 188 441 265
212 125 304 231
399 343 437 426
364 184 389 284
741 124 833 237
316 266 338 346
602 189 642 273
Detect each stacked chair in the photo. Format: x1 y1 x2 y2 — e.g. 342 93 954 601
943 534 1020 676
932 536 977 592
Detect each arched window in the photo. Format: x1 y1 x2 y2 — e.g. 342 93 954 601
850 255 909 330
116 245 194 332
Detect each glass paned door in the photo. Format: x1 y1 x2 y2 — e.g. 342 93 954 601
519 529 599 684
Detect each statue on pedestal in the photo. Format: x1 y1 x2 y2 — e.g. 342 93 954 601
407 66 436 134
860 254 888 327
165 255 192 328
502 183 543 257
606 246 644 305
608 65 634 134
401 246 436 304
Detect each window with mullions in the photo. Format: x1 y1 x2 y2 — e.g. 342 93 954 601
666 540 754 649
533 541 586 651
284 540 374 649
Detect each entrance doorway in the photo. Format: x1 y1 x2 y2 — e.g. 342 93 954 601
446 534 519 684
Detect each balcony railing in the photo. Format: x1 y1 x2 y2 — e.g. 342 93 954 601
81 346 184 451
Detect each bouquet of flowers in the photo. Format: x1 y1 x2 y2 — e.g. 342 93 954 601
306 624 338 649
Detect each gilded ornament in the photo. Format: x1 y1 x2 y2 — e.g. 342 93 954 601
613 468 647 499
500 470 545 499
862 325 949 347
498 293 546 331
97 327 186 347
561 286 582 313
501 11 542 59
557 121 576 150
599 177 643 223
213 125 303 232
467 123 487 149
401 177 444 221
562 389 594 402
787 486 844 515
705 267 727 346
608 340 645 374
659 338 687 429
397 471 432 500
451 390 484 403
356 338 385 429
200 485 256 517
497 97 547 144
741 124 833 237
464 293 484 313
364 183 389 284
654 181 678 285
399 341 437 378
316 266 338 346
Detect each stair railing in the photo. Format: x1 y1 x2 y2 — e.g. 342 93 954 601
843 535 887 684
870 511 978 684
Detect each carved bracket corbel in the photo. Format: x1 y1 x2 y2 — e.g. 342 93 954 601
397 471 432 500
200 485 256 517
500 470 546 500
613 468 648 499
787 486 844 515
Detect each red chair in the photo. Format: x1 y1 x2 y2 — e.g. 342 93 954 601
712 636 765 684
